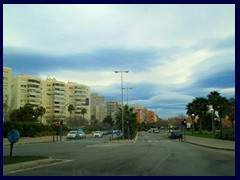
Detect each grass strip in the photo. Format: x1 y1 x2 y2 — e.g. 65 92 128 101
3 156 49 165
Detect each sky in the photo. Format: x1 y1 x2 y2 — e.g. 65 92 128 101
3 4 235 119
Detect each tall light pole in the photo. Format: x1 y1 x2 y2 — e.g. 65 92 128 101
191 114 195 136
123 87 132 105
115 71 129 139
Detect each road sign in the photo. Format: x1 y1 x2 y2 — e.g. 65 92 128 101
7 130 20 144
77 128 83 133
116 131 121 137
55 122 60 127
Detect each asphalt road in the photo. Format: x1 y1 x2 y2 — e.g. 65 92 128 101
3 132 235 176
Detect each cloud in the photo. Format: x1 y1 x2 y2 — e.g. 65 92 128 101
3 4 235 119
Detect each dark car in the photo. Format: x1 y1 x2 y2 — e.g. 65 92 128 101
168 130 183 139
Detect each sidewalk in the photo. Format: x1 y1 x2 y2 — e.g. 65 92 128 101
3 136 65 146
183 135 235 151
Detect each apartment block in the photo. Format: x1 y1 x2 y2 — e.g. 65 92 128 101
11 74 42 110
65 81 91 122
41 78 66 123
9 73 91 124
3 67 12 121
91 93 107 122
133 105 145 123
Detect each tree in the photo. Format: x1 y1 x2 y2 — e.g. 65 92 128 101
192 97 209 134
115 105 138 139
227 97 235 128
9 103 37 122
68 104 74 118
207 91 221 117
35 106 46 123
103 115 114 127
81 108 87 119
186 97 209 134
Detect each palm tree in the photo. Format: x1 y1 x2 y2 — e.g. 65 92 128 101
115 105 137 139
68 104 74 118
207 91 230 138
192 97 209 134
186 98 209 134
36 106 46 123
81 108 87 125
207 91 221 117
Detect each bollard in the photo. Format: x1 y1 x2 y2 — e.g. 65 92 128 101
53 135 55 142
56 136 58 141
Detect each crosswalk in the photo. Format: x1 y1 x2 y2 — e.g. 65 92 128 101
136 139 173 143
63 139 102 144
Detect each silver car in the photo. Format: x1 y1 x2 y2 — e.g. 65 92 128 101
79 132 86 139
93 131 103 138
67 131 80 140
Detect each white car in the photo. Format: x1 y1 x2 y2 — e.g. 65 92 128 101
148 128 159 133
67 131 80 140
93 131 103 138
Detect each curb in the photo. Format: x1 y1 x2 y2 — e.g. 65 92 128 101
184 141 235 151
3 158 71 175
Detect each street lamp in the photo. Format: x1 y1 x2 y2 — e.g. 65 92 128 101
123 87 132 105
191 114 195 135
115 70 129 139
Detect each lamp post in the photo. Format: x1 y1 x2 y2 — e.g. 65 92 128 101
191 114 195 135
115 70 129 139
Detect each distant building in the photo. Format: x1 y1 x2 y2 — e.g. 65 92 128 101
90 93 107 122
106 99 122 121
65 81 91 122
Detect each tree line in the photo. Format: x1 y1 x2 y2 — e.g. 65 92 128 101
186 91 235 136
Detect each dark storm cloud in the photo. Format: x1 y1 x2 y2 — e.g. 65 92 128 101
3 46 159 76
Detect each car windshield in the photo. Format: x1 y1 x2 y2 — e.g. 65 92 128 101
69 131 77 134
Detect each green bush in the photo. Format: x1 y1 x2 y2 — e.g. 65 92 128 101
3 121 56 137
222 128 235 141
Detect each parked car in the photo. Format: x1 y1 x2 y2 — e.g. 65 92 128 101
103 130 109 135
168 130 182 139
148 128 159 133
79 132 86 139
93 131 103 138
67 131 80 140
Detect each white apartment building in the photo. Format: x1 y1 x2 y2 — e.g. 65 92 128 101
65 81 91 122
9 73 91 124
11 74 42 110
41 78 66 123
